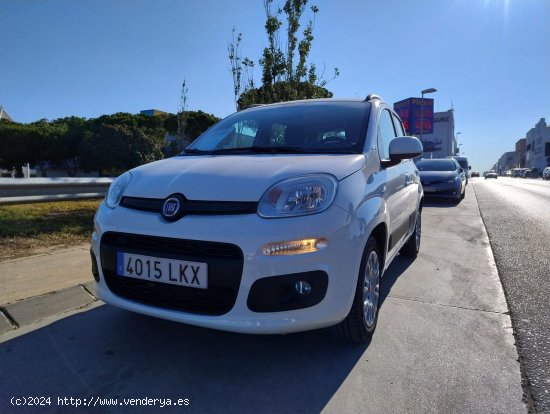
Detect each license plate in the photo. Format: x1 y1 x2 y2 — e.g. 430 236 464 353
423 186 436 192
116 252 208 289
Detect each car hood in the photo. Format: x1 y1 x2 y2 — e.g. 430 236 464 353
124 154 366 200
419 171 458 182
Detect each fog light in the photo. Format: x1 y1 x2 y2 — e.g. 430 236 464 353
294 281 312 296
262 238 327 256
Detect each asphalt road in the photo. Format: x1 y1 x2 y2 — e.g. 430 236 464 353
0 185 525 413
472 177 550 413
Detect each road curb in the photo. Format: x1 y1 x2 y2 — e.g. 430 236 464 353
0 283 98 334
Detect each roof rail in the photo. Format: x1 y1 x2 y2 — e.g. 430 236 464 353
365 94 382 102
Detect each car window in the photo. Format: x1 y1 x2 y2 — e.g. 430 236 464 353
378 109 396 160
188 102 369 154
391 113 405 137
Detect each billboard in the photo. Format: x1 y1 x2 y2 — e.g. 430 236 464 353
418 110 456 158
393 98 434 135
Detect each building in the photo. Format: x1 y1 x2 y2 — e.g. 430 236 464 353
140 109 171 117
496 151 516 175
0 106 13 121
525 118 550 170
515 138 526 168
416 110 458 158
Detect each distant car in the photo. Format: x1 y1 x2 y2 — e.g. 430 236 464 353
485 170 498 179
543 167 550 180
447 156 470 184
529 168 540 178
471 171 480 178
522 168 539 178
416 158 466 201
512 168 528 178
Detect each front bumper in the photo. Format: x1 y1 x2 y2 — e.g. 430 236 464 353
91 202 363 334
421 181 462 199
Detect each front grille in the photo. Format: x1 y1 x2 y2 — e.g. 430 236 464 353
120 196 258 215
100 232 244 315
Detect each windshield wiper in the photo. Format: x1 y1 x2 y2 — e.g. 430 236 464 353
181 148 213 155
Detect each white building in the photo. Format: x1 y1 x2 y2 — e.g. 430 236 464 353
417 110 457 158
525 118 550 170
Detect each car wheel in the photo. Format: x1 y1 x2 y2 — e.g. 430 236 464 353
333 236 381 344
400 209 421 257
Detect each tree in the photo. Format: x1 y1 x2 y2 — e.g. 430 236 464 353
46 117 86 176
230 0 338 109
79 122 163 176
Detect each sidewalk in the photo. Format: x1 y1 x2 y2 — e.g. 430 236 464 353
0 245 97 333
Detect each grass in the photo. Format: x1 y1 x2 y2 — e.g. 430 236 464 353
0 199 101 261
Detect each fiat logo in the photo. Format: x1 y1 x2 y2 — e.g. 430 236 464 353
162 197 181 220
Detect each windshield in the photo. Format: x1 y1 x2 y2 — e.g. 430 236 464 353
454 158 468 169
185 101 369 154
416 159 458 172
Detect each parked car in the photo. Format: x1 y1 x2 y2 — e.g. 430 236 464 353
543 167 550 180
522 168 540 178
447 156 471 184
512 168 528 178
471 171 480 178
416 158 466 201
91 96 424 344
485 170 498 179
529 168 540 178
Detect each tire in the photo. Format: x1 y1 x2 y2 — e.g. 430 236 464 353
333 236 382 344
400 209 421 257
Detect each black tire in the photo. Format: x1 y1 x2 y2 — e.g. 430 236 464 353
400 209 422 257
333 237 382 344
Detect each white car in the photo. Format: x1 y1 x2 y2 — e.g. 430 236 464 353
91 96 424 343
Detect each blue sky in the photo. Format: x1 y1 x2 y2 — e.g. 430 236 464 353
1 0 549 172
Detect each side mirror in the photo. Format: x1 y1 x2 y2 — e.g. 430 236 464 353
389 136 423 162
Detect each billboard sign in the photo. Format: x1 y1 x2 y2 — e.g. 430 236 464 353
393 98 434 135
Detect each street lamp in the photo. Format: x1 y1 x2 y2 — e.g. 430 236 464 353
420 88 437 143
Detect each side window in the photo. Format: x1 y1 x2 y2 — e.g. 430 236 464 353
378 109 396 161
392 113 405 137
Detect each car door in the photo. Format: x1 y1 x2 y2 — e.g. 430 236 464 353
377 107 410 254
391 112 419 235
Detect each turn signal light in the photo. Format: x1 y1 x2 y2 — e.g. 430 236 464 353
262 238 327 256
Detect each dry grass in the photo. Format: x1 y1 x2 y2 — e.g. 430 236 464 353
0 200 101 261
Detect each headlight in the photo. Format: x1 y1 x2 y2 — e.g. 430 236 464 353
258 174 338 218
105 171 132 209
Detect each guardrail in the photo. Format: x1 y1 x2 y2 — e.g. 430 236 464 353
0 178 113 205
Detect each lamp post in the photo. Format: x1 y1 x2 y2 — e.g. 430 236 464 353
420 88 437 142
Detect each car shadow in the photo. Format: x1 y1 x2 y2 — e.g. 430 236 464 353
1 304 369 414
422 198 460 208
380 254 415 308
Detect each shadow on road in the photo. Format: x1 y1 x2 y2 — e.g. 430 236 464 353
1 307 366 413
380 254 415 308
0 254 414 413
422 198 461 208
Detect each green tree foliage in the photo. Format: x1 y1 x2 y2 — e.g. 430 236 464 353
230 0 338 110
0 110 218 177
163 110 220 156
